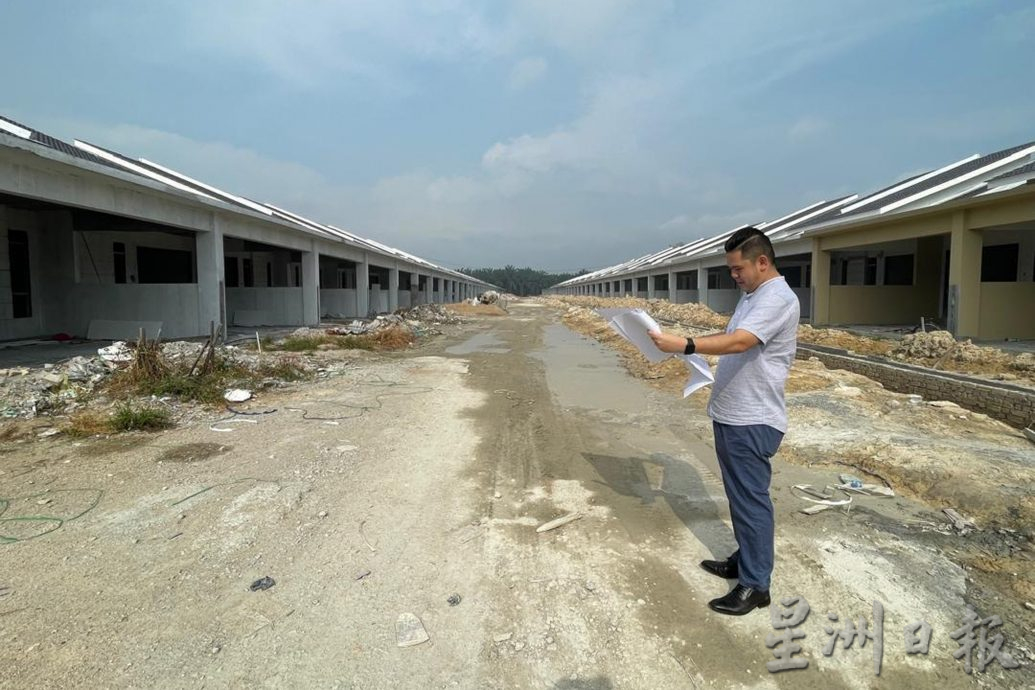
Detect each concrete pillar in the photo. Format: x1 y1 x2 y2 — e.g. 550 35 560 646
356 255 370 317
301 247 320 325
388 266 399 312
196 220 225 336
810 243 830 325
696 264 709 306
409 273 419 307
667 270 678 303
948 211 982 338
647 274 656 299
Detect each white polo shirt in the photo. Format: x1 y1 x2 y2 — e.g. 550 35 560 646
706 276 799 433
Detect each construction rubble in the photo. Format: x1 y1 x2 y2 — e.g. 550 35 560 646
0 306 467 421
545 295 1035 386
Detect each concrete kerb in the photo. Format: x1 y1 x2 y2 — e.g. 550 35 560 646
797 343 1035 428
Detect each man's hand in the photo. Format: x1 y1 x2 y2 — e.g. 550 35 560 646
648 330 688 354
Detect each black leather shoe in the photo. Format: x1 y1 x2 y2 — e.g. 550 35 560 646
700 558 739 579
708 585 771 616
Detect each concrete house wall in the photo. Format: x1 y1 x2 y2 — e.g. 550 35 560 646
1 129 493 340
812 189 1035 340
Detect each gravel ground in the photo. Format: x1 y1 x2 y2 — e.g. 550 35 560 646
0 302 1031 688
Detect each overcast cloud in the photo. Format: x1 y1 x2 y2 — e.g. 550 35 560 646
3 0 1033 270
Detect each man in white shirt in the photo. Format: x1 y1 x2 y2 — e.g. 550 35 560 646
649 226 799 615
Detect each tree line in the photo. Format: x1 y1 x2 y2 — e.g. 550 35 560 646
459 265 587 296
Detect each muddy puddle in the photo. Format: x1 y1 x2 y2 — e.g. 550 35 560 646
533 324 646 413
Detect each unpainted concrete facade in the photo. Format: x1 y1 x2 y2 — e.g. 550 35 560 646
0 131 492 340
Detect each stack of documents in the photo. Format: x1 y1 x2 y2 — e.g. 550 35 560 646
596 308 714 398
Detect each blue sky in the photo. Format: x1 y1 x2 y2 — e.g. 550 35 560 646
3 1 1033 271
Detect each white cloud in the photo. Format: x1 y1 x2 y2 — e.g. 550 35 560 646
94 1 515 92
508 57 548 90
482 75 673 181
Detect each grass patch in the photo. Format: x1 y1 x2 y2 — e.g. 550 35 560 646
106 344 311 407
369 326 414 350
278 335 332 351
66 411 114 437
255 358 309 381
66 404 171 436
110 403 172 432
270 329 410 352
275 334 378 352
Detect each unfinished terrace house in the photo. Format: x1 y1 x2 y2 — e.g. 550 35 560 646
0 115 491 342
551 140 1035 342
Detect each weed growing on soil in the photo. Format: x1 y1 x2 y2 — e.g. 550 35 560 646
369 326 414 350
106 348 309 406
110 403 172 432
271 327 412 352
66 411 112 437
66 404 171 436
278 334 375 352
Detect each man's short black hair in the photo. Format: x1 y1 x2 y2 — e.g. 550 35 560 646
724 226 775 264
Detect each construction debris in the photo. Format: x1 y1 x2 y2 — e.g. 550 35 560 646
791 485 853 511
536 512 582 533
249 576 276 591
479 290 500 304
97 341 132 363
943 508 978 535
395 303 463 326
547 295 1035 385
223 389 253 403
395 613 430 647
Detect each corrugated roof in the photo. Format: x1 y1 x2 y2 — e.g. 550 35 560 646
0 114 140 174
839 141 1035 217
0 113 490 287
988 160 1035 183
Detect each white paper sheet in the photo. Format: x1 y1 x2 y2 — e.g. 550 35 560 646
605 309 669 363
677 353 714 398
597 308 715 397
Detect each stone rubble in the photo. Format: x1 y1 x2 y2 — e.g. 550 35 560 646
0 306 463 420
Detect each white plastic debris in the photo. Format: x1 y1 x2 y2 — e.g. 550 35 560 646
209 418 259 432
97 341 132 363
396 613 430 647
223 389 252 403
536 512 582 533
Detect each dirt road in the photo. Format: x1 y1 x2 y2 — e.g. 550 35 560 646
1 302 1030 688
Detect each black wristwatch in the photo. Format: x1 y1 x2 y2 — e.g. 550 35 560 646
683 337 696 355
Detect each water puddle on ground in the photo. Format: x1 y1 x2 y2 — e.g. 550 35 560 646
533 324 645 412
446 332 511 355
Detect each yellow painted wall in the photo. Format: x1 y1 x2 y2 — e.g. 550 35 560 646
828 286 940 324
823 234 944 325
978 282 1035 339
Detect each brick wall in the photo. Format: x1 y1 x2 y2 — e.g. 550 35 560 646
798 344 1035 429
